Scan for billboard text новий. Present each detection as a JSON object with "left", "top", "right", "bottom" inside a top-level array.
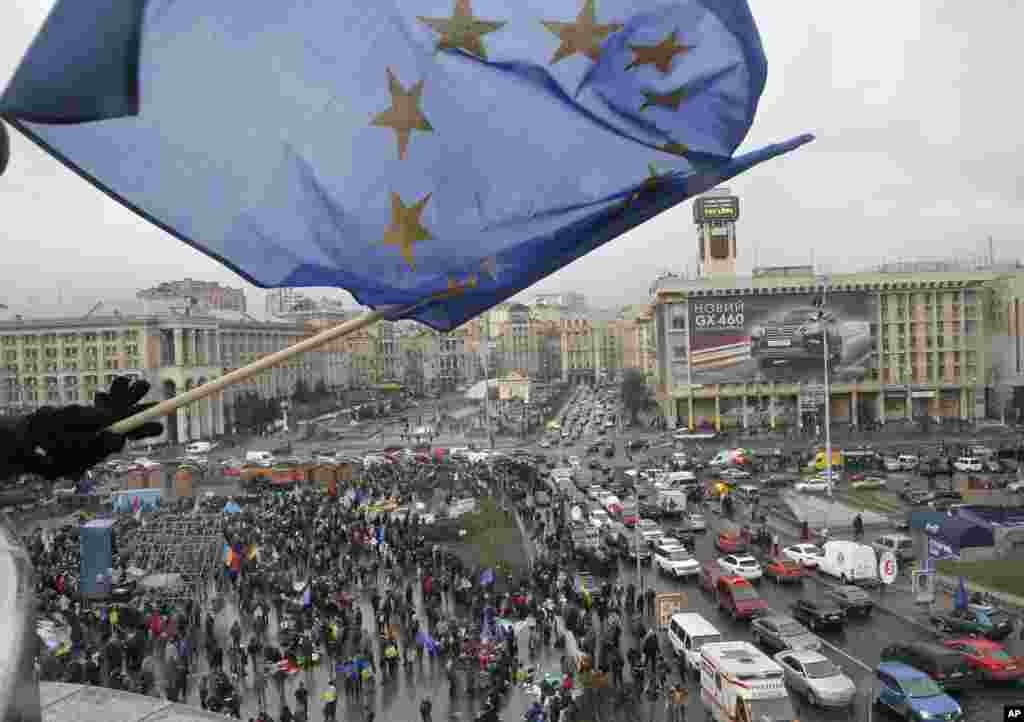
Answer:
[{"left": 688, "top": 293, "right": 878, "bottom": 384}]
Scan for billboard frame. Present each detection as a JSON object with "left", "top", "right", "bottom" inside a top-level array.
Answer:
[{"left": 693, "top": 195, "right": 740, "bottom": 224}]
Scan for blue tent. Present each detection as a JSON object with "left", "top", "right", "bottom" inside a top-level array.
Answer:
[{"left": 223, "top": 501, "right": 242, "bottom": 514}]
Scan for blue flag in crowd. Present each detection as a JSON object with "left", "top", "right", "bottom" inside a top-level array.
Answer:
[
  {"left": 302, "top": 585, "right": 313, "bottom": 609},
  {"left": 376, "top": 527, "right": 385, "bottom": 544},
  {"left": 480, "top": 568, "right": 496, "bottom": 587},
  {"left": 0, "top": 0, "right": 810, "bottom": 330}
]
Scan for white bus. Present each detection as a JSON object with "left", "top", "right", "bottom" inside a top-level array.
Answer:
[{"left": 701, "top": 641, "right": 796, "bottom": 722}]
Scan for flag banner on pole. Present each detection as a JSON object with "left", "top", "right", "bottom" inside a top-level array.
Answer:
[{"left": 1, "top": 0, "right": 810, "bottom": 330}]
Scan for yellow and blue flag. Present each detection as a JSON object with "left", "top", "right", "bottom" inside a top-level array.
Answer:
[{"left": 0, "top": 0, "right": 810, "bottom": 329}]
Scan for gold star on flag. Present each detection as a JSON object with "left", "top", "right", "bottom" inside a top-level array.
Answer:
[
  {"left": 418, "top": 0, "right": 506, "bottom": 60},
  {"left": 625, "top": 30, "right": 693, "bottom": 74},
  {"left": 640, "top": 87, "right": 687, "bottom": 112},
  {"left": 383, "top": 192, "right": 432, "bottom": 271},
  {"left": 371, "top": 68, "right": 433, "bottom": 160},
  {"left": 541, "top": 0, "right": 623, "bottom": 64}
]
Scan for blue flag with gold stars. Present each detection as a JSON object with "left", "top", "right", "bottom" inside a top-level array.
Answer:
[{"left": 1, "top": 0, "right": 811, "bottom": 330}]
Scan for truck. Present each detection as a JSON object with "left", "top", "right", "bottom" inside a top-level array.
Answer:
[
  {"left": 658, "top": 489, "right": 687, "bottom": 518},
  {"left": 700, "top": 641, "right": 797, "bottom": 722}
]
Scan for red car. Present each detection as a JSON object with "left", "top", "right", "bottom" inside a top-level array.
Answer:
[
  {"left": 715, "top": 532, "right": 747, "bottom": 554},
  {"left": 944, "top": 638, "right": 1024, "bottom": 681},
  {"left": 764, "top": 558, "right": 803, "bottom": 584}
]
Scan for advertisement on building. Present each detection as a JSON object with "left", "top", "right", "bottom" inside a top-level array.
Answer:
[{"left": 688, "top": 293, "right": 878, "bottom": 384}]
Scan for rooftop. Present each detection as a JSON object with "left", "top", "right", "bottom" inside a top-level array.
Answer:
[{"left": 38, "top": 683, "right": 226, "bottom": 722}]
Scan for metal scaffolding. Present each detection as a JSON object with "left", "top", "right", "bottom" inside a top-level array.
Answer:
[{"left": 122, "top": 514, "right": 224, "bottom": 604}]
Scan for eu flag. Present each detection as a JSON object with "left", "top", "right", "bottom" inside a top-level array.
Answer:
[{"left": 1, "top": 0, "right": 810, "bottom": 330}]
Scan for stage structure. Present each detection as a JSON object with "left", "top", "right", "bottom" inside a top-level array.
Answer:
[{"left": 122, "top": 514, "right": 225, "bottom": 604}]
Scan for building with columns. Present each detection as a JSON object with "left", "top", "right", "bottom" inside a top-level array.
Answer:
[{"left": 0, "top": 298, "right": 351, "bottom": 443}]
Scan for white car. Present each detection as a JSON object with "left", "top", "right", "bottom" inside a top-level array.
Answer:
[
  {"left": 783, "top": 544, "right": 824, "bottom": 568},
  {"left": 794, "top": 479, "right": 830, "bottom": 493},
  {"left": 1008, "top": 481, "right": 1024, "bottom": 493},
  {"left": 718, "top": 555, "right": 763, "bottom": 581},
  {"left": 720, "top": 468, "right": 752, "bottom": 479},
  {"left": 568, "top": 456, "right": 582, "bottom": 468},
  {"left": 883, "top": 457, "right": 902, "bottom": 472},
  {"left": 539, "top": 439, "right": 552, "bottom": 448},
  {"left": 954, "top": 456, "right": 982, "bottom": 473},
  {"left": 655, "top": 544, "right": 701, "bottom": 578}
]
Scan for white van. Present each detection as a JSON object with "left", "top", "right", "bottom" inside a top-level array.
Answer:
[
  {"left": 818, "top": 541, "right": 878, "bottom": 585},
  {"left": 655, "top": 471, "right": 697, "bottom": 487},
  {"left": 668, "top": 613, "right": 722, "bottom": 674},
  {"left": 245, "top": 451, "right": 274, "bottom": 465},
  {"left": 186, "top": 441, "right": 214, "bottom": 455}
]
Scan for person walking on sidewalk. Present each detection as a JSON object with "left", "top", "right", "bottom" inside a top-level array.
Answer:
[{"left": 419, "top": 697, "right": 433, "bottom": 722}]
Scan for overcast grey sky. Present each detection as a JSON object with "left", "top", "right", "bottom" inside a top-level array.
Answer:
[{"left": 1, "top": 1, "right": 1021, "bottom": 313}]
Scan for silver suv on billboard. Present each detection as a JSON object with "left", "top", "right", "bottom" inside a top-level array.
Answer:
[{"left": 750, "top": 307, "right": 842, "bottom": 370}]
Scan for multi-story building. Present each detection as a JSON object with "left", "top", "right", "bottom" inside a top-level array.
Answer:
[
  {"left": 533, "top": 292, "right": 586, "bottom": 312},
  {"left": 0, "top": 299, "right": 351, "bottom": 443},
  {"left": 650, "top": 189, "right": 1024, "bottom": 428},
  {"left": 137, "top": 279, "right": 246, "bottom": 312},
  {"left": 635, "top": 306, "right": 657, "bottom": 387}
]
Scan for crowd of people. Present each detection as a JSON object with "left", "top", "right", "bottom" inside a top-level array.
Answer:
[{"left": 16, "top": 444, "right": 695, "bottom": 722}]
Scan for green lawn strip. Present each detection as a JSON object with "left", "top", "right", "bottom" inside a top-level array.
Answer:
[
  {"left": 451, "top": 497, "right": 530, "bottom": 580},
  {"left": 841, "top": 490, "right": 902, "bottom": 514},
  {"left": 936, "top": 559, "right": 1024, "bottom": 599}
]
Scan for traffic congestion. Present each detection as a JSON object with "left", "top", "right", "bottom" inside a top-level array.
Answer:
[
  {"left": 11, "top": 381, "right": 1024, "bottom": 722},
  {"left": 528, "top": 384, "right": 1024, "bottom": 721}
]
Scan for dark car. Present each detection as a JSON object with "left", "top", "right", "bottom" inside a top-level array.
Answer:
[
  {"left": 751, "top": 615, "right": 820, "bottom": 654},
  {"left": 587, "top": 443, "right": 602, "bottom": 454},
  {"left": 603, "top": 446, "right": 615, "bottom": 458},
  {"left": 790, "top": 599, "right": 845, "bottom": 631},
  {"left": 880, "top": 641, "right": 977, "bottom": 692},
  {"left": 588, "top": 459, "right": 601, "bottom": 470},
  {"left": 904, "top": 489, "right": 935, "bottom": 505},
  {"left": 931, "top": 607, "right": 1014, "bottom": 640},
  {"left": 639, "top": 500, "right": 663, "bottom": 519},
  {"left": 628, "top": 439, "right": 650, "bottom": 451},
  {"left": 750, "top": 307, "right": 842, "bottom": 370},
  {"left": 826, "top": 585, "right": 874, "bottom": 617}
]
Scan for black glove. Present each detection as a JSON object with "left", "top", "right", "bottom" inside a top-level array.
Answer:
[{"left": 14, "top": 377, "right": 164, "bottom": 480}]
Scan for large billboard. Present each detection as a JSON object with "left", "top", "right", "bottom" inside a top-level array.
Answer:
[{"left": 688, "top": 293, "right": 878, "bottom": 384}]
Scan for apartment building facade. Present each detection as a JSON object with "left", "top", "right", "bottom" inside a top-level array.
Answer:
[{"left": 652, "top": 265, "right": 1024, "bottom": 430}]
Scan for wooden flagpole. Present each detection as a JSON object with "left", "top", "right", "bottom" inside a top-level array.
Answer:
[{"left": 108, "top": 300, "right": 418, "bottom": 435}]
